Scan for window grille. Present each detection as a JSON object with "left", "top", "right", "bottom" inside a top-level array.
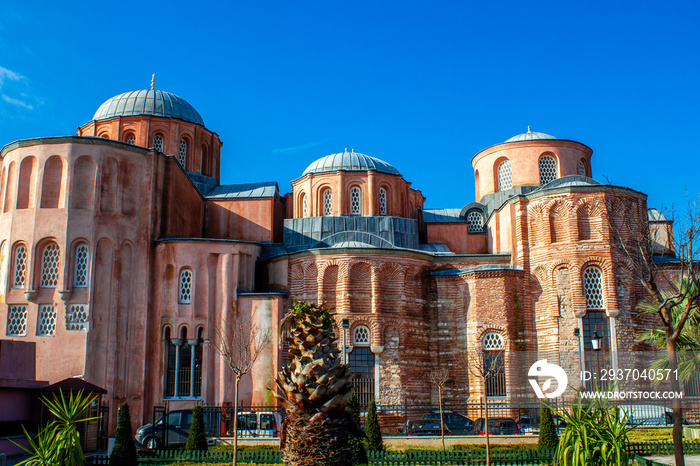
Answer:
[
  {"left": 578, "top": 160, "right": 586, "bottom": 177},
  {"left": 165, "top": 330, "right": 203, "bottom": 398},
  {"left": 153, "top": 135, "right": 164, "bottom": 152},
  {"left": 13, "top": 245, "right": 27, "bottom": 288},
  {"left": 37, "top": 305, "right": 56, "bottom": 336},
  {"left": 379, "top": 188, "right": 387, "bottom": 215},
  {"left": 497, "top": 160, "right": 512, "bottom": 191},
  {"left": 482, "top": 332, "right": 505, "bottom": 350},
  {"left": 539, "top": 156, "right": 557, "bottom": 185},
  {"left": 353, "top": 325, "right": 370, "bottom": 345},
  {"left": 126, "top": 135, "right": 135, "bottom": 145},
  {"left": 323, "top": 189, "right": 332, "bottom": 216},
  {"left": 302, "top": 194, "right": 308, "bottom": 217},
  {"left": 583, "top": 266, "right": 604, "bottom": 309},
  {"left": 179, "top": 269, "right": 193, "bottom": 304},
  {"left": 74, "top": 243, "right": 89, "bottom": 287},
  {"left": 350, "top": 187, "right": 361, "bottom": 215},
  {"left": 484, "top": 351, "right": 506, "bottom": 397},
  {"left": 6, "top": 305, "right": 27, "bottom": 336},
  {"left": 467, "top": 210, "right": 484, "bottom": 233},
  {"left": 66, "top": 304, "right": 89, "bottom": 331},
  {"left": 40, "top": 243, "right": 60, "bottom": 288},
  {"left": 179, "top": 139, "right": 187, "bottom": 166},
  {"left": 349, "top": 346, "right": 375, "bottom": 408}
]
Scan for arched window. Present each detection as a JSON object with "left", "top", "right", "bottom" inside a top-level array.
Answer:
[
  {"left": 40, "top": 156, "right": 64, "bottom": 209},
  {"left": 539, "top": 155, "right": 557, "bottom": 185},
  {"left": 379, "top": 188, "right": 387, "bottom": 215},
  {"left": 322, "top": 189, "right": 332, "bottom": 216},
  {"left": 165, "top": 327, "right": 203, "bottom": 398},
  {"left": 578, "top": 160, "right": 586, "bottom": 177},
  {"left": 153, "top": 135, "right": 164, "bottom": 153},
  {"left": 98, "top": 133, "right": 109, "bottom": 139},
  {"left": 179, "top": 269, "right": 193, "bottom": 304},
  {"left": 582, "top": 265, "right": 610, "bottom": 376},
  {"left": 74, "top": 243, "right": 89, "bottom": 288},
  {"left": 349, "top": 325, "right": 374, "bottom": 407},
  {"left": 467, "top": 210, "right": 484, "bottom": 233},
  {"left": 482, "top": 332, "right": 506, "bottom": 397},
  {"left": 125, "top": 134, "right": 136, "bottom": 145},
  {"left": 353, "top": 325, "right": 370, "bottom": 346},
  {"left": 179, "top": 139, "right": 187, "bottom": 167},
  {"left": 40, "top": 242, "right": 60, "bottom": 288},
  {"left": 582, "top": 266, "right": 604, "bottom": 310},
  {"left": 350, "top": 187, "right": 361, "bottom": 215},
  {"left": 201, "top": 145, "right": 207, "bottom": 174},
  {"left": 37, "top": 304, "right": 56, "bottom": 336},
  {"left": 13, "top": 244, "right": 27, "bottom": 288},
  {"left": 497, "top": 160, "right": 512, "bottom": 191},
  {"left": 301, "top": 193, "right": 308, "bottom": 218}
]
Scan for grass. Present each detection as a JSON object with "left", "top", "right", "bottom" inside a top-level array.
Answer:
[{"left": 627, "top": 428, "right": 673, "bottom": 443}]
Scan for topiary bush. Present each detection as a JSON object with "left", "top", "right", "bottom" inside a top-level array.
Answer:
[
  {"left": 110, "top": 402, "right": 138, "bottom": 466},
  {"left": 538, "top": 402, "right": 559, "bottom": 449},
  {"left": 185, "top": 405, "right": 208, "bottom": 451},
  {"left": 345, "top": 393, "right": 368, "bottom": 465},
  {"left": 364, "top": 398, "right": 383, "bottom": 452}
]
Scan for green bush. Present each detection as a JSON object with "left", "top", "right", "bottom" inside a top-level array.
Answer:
[
  {"left": 110, "top": 403, "right": 138, "bottom": 466},
  {"left": 364, "top": 398, "right": 383, "bottom": 452},
  {"left": 538, "top": 402, "right": 558, "bottom": 449},
  {"left": 345, "top": 393, "right": 368, "bottom": 465},
  {"left": 185, "top": 405, "right": 208, "bottom": 451}
]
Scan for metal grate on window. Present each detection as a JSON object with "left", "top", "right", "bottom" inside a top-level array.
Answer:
[
  {"left": 179, "top": 139, "right": 187, "bottom": 167},
  {"left": 66, "top": 304, "right": 89, "bottom": 331},
  {"left": 37, "top": 305, "right": 56, "bottom": 336},
  {"left": 153, "top": 135, "right": 164, "bottom": 153},
  {"left": 13, "top": 245, "right": 27, "bottom": 288},
  {"left": 350, "top": 187, "right": 361, "bottom": 215},
  {"left": 578, "top": 160, "right": 586, "bottom": 177},
  {"left": 6, "top": 305, "right": 27, "bottom": 336},
  {"left": 482, "top": 332, "right": 505, "bottom": 350},
  {"left": 583, "top": 266, "right": 604, "bottom": 309},
  {"left": 40, "top": 243, "right": 60, "bottom": 288},
  {"left": 323, "top": 189, "right": 332, "bottom": 216},
  {"left": 301, "top": 194, "right": 307, "bottom": 217},
  {"left": 539, "top": 156, "right": 557, "bottom": 185},
  {"left": 379, "top": 188, "right": 387, "bottom": 215},
  {"left": 74, "top": 244, "right": 89, "bottom": 287},
  {"left": 126, "top": 135, "right": 135, "bottom": 145},
  {"left": 497, "top": 160, "right": 512, "bottom": 191},
  {"left": 179, "top": 269, "right": 193, "bottom": 304},
  {"left": 353, "top": 326, "right": 370, "bottom": 345},
  {"left": 467, "top": 210, "right": 484, "bottom": 233}
]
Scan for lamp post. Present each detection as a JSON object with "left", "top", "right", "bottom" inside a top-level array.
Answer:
[
  {"left": 591, "top": 329, "right": 603, "bottom": 386},
  {"left": 342, "top": 318, "right": 350, "bottom": 365}
]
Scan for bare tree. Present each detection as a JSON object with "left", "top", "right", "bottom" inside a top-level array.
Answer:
[
  {"left": 607, "top": 198, "right": 700, "bottom": 466},
  {"left": 212, "top": 314, "right": 272, "bottom": 466},
  {"left": 468, "top": 348, "right": 504, "bottom": 466},
  {"left": 429, "top": 367, "right": 450, "bottom": 451}
]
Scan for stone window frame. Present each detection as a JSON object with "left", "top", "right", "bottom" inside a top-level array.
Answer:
[
  {"left": 74, "top": 242, "right": 90, "bottom": 288},
  {"left": 179, "top": 268, "right": 193, "bottom": 304},
  {"left": 6, "top": 304, "right": 28, "bottom": 336},
  {"left": 538, "top": 154, "right": 558, "bottom": 185},
  {"left": 497, "top": 159, "right": 512, "bottom": 191},
  {"left": 350, "top": 186, "right": 362, "bottom": 215},
  {"left": 379, "top": 188, "right": 387, "bottom": 215},
  {"left": 13, "top": 242, "right": 27, "bottom": 289}
]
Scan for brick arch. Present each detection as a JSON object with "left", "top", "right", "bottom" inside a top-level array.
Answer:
[
  {"left": 576, "top": 198, "right": 604, "bottom": 241},
  {"left": 288, "top": 262, "right": 304, "bottom": 299},
  {"left": 476, "top": 327, "right": 509, "bottom": 349},
  {"left": 493, "top": 156, "right": 512, "bottom": 192},
  {"left": 321, "top": 264, "right": 339, "bottom": 309},
  {"left": 548, "top": 199, "right": 572, "bottom": 243},
  {"left": 379, "top": 263, "right": 404, "bottom": 313},
  {"left": 304, "top": 262, "right": 318, "bottom": 303},
  {"left": 349, "top": 319, "right": 380, "bottom": 345},
  {"left": 349, "top": 261, "right": 372, "bottom": 312}
]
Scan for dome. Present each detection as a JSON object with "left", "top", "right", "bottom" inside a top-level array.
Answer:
[
  {"left": 505, "top": 127, "right": 556, "bottom": 143},
  {"left": 302, "top": 150, "right": 400, "bottom": 176},
  {"left": 92, "top": 90, "right": 204, "bottom": 126}
]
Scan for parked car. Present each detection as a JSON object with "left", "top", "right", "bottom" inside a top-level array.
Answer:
[
  {"left": 617, "top": 404, "right": 690, "bottom": 427},
  {"left": 470, "top": 418, "right": 521, "bottom": 435},
  {"left": 515, "top": 414, "right": 567, "bottom": 434},
  {"left": 400, "top": 420, "right": 452, "bottom": 436},
  {"left": 234, "top": 410, "right": 283, "bottom": 438},
  {"left": 422, "top": 410, "right": 474, "bottom": 435}
]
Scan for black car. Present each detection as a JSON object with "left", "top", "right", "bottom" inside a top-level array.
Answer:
[
  {"left": 470, "top": 417, "right": 521, "bottom": 435},
  {"left": 515, "top": 414, "right": 567, "bottom": 434},
  {"left": 421, "top": 410, "right": 474, "bottom": 435}
]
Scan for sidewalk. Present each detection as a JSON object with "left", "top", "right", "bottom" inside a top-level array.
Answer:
[{"left": 645, "top": 456, "right": 700, "bottom": 465}]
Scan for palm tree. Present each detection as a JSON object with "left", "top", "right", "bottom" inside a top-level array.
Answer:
[{"left": 273, "top": 301, "right": 357, "bottom": 466}]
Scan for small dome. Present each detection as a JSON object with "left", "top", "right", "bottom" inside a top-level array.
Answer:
[
  {"left": 302, "top": 150, "right": 400, "bottom": 176},
  {"left": 505, "top": 127, "right": 556, "bottom": 143},
  {"left": 93, "top": 90, "right": 204, "bottom": 126}
]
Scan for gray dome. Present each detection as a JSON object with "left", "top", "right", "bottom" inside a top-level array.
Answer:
[
  {"left": 93, "top": 90, "right": 204, "bottom": 126},
  {"left": 302, "top": 150, "right": 400, "bottom": 176},
  {"left": 506, "top": 127, "right": 556, "bottom": 143}
]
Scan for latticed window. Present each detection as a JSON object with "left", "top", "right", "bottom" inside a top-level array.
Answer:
[
  {"left": 350, "top": 187, "right": 361, "bottom": 215},
  {"left": 6, "top": 305, "right": 27, "bottom": 336},
  {"left": 353, "top": 325, "right": 370, "bottom": 345},
  {"left": 179, "top": 139, "right": 187, "bottom": 167},
  {"left": 153, "top": 135, "right": 164, "bottom": 152},
  {"left": 497, "top": 160, "right": 512, "bottom": 191},
  {"left": 66, "top": 304, "right": 89, "bottom": 331},
  {"left": 583, "top": 266, "right": 604, "bottom": 309},
  {"left": 467, "top": 210, "right": 484, "bottom": 233},
  {"left": 74, "top": 243, "right": 89, "bottom": 287},
  {"left": 37, "top": 305, "right": 56, "bottom": 336},
  {"left": 578, "top": 160, "right": 586, "bottom": 177},
  {"left": 323, "top": 189, "right": 332, "bottom": 216},
  {"left": 482, "top": 332, "right": 505, "bottom": 350},
  {"left": 379, "top": 188, "right": 387, "bottom": 215},
  {"left": 301, "top": 194, "right": 308, "bottom": 217},
  {"left": 13, "top": 245, "right": 27, "bottom": 288},
  {"left": 179, "top": 269, "right": 193, "bottom": 304},
  {"left": 539, "top": 156, "right": 557, "bottom": 185},
  {"left": 126, "top": 135, "right": 135, "bottom": 145},
  {"left": 165, "top": 327, "right": 203, "bottom": 398},
  {"left": 482, "top": 332, "right": 506, "bottom": 397},
  {"left": 349, "top": 346, "right": 375, "bottom": 408},
  {"left": 40, "top": 243, "right": 60, "bottom": 288}
]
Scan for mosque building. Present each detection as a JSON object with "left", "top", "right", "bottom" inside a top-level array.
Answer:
[{"left": 0, "top": 84, "right": 674, "bottom": 434}]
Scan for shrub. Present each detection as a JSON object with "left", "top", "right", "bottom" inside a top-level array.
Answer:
[
  {"left": 538, "top": 402, "right": 559, "bottom": 449},
  {"left": 185, "top": 405, "right": 208, "bottom": 451},
  {"left": 364, "top": 398, "right": 383, "bottom": 452},
  {"left": 345, "top": 393, "right": 368, "bottom": 465},
  {"left": 110, "top": 402, "right": 138, "bottom": 466}
]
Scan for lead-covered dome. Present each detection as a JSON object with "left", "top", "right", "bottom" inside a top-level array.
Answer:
[
  {"left": 302, "top": 149, "right": 400, "bottom": 176},
  {"left": 92, "top": 90, "right": 204, "bottom": 126},
  {"left": 505, "top": 127, "right": 556, "bottom": 143}
]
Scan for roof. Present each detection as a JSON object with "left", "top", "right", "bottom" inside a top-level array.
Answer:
[
  {"left": 41, "top": 377, "right": 107, "bottom": 394},
  {"left": 93, "top": 90, "right": 205, "bottom": 126},
  {"left": 206, "top": 181, "right": 278, "bottom": 199},
  {"left": 648, "top": 208, "right": 668, "bottom": 221},
  {"left": 301, "top": 150, "right": 400, "bottom": 176},
  {"left": 505, "top": 127, "right": 556, "bottom": 142},
  {"left": 422, "top": 209, "right": 465, "bottom": 223}
]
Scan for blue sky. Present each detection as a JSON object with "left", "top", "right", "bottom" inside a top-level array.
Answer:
[{"left": 1, "top": 0, "right": 698, "bottom": 213}]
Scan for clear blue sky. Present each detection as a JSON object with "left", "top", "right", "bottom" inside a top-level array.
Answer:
[{"left": 1, "top": 0, "right": 698, "bottom": 213}]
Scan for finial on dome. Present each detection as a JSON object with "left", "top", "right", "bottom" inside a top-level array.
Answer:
[
  {"left": 527, "top": 125, "right": 531, "bottom": 132},
  {"left": 151, "top": 74, "right": 155, "bottom": 90},
  {"left": 344, "top": 148, "right": 348, "bottom": 152},
  {"left": 351, "top": 148, "right": 355, "bottom": 153}
]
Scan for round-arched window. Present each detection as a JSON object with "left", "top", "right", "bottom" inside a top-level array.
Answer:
[
  {"left": 482, "top": 332, "right": 505, "bottom": 350},
  {"left": 179, "top": 139, "right": 188, "bottom": 167},
  {"left": 497, "top": 160, "right": 512, "bottom": 191},
  {"left": 126, "top": 134, "right": 136, "bottom": 145},
  {"left": 353, "top": 325, "right": 370, "bottom": 346},
  {"left": 179, "top": 268, "right": 193, "bottom": 304},
  {"left": 582, "top": 266, "right": 604, "bottom": 309},
  {"left": 322, "top": 189, "right": 332, "bottom": 216},
  {"left": 467, "top": 210, "right": 484, "bottom": 233},
  {"left": 350, "top": 187, "right": 361, "bottom": 215},
  {"left": 578, "top": 160, "right": 586, "bottom": 177},
  {"left": 539, "top": 155, "right": 557, "bottom": 185},
  {"left": 153, "top": 135, "right": 164, "bottom": 153},
  {"left": 379, "top": 188, "right": 387, "bottom": 215},
  {"left": 301, "top": 193, "right": 308, "bottom": 217}
]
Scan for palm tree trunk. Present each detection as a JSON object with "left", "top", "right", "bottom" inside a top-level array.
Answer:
[{"left": 668, "top": 334, "right": 685, "bottom": 466}]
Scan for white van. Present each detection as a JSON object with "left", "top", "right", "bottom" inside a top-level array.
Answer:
[
  {"left": 235, "top": 411, "right": 283, "bottom": 438},
  {"left": 617, "top": 404, "right": 687, "bottom": 427}
]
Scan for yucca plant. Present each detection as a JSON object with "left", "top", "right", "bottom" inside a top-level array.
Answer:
[{"left": 273, "top": 301, "right": 357, "bottom": 466}]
